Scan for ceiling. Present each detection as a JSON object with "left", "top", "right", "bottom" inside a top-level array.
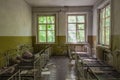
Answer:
[{"left": 25, "top": 0, "right": 98, "bottom": 7}]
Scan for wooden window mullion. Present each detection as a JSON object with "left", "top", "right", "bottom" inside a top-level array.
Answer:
[
  {"left": 67, "top": 14, "right": 86, "bottom": 43},
  {"left": 46, "top": 17, "right": 47, "bottom": 42},
  {"left": 76, "top": 24, "right": 78, "bottom": 42}
]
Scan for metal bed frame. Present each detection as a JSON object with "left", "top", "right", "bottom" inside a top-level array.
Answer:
[
  {"left": 113, "top": 50, "right": 120, "bottom": 72},
  {"left": 87, "top": 66, "right": 120, "bottom": 80},
  {"left": 7, "top": 70, "right": 21, "bottom": 80},
  {"left": 20, "top": 46, "right": 51, "bottom": 80},
  {"left": 0, "top": 64, "right": 19, "bottom": 80},
  {"left": 77, "top": 57, "right": 99, "bottom": 80},
  {"left": 20, "top": 57, "right": 40, "bottom": 80},
  {"left": 76, "top": 50, "right": 115, "bottom": 80},
  {"left": 0, "top": 44, "right": 51, "bottom": 80},
  {"left": 86, "top": 49, "right": 120, "bottom": 80},
  {"left": 75, "top": 52, "right": 97, "bottom": 79}
]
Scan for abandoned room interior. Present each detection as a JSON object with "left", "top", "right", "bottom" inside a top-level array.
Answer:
[{"left": 0, "top": 0, "right": 120, "bottom": 80}]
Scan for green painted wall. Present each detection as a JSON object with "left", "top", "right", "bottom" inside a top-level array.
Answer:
[
  {"left": 33, "top": 36, "right": 67, "bottom": 56},
  {"left": 33, "top": 35, "right": 93, "bottom": 56},
  {"left": 0, "top": 36, "right": 32, "bottom": 52},
  {"left": 52, "top": 36, "right": 67, "bottom": 56},
  {"left": 0, "top": 36, "right": 32, "bottom": 68},
  {"left": 111, "top": 35, "right": 120, "bottom": 51}
]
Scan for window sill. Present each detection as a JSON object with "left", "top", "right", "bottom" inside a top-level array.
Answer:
[
  {"left": 97, "top": 44, "right": 110, "bottom": 49},
  {"left": 65, "top": 42, "right": 88, "bottom": 45},
  {"left": 35, "top": 42, "right": 56, "bottom": 45}
]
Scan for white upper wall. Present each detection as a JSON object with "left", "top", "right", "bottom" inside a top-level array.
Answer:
[
  {"left": 0, "top": 0, "right": 32, "bottom": 36},
  {"left": 93, "top": 0, "right": 104, "bottom": 36}
]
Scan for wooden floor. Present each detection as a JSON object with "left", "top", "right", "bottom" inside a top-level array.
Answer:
[{"left": 41, "top": 56, "right": 77, "bottom": 80}]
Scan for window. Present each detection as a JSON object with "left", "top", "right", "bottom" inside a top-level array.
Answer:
[
  {"left": 37, "top": 15, "right": 55, "bottom": 43},
  {"left": 67, "top": 14, "right": 86, "bottom": 43},
  {"left": 99, "top": 4, "right": 111, "bottom": 45}
]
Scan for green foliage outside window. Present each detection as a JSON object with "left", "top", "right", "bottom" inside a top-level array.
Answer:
[
  {"left": 78, "top": 24, "right": 84, "bottom": 29},
  {"left": 39, "top": 31, "right": 46, "bottom": 42},
  {"left": 38, "top": 16, "right": 55, "bottom": 43}
]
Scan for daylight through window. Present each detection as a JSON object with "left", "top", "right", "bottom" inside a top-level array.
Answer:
[
  {"left": 67, "top": 14, "right": 86, "bottom": 43},
  {"left": 37, "top": 15, "right": 55, "bottom": 43},
  {"left": 99, "top": 4, "right": 111, "bottom": 45}
]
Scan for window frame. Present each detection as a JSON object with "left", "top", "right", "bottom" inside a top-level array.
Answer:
[
  {"left": 36, "top": 14, "right": 56, "bottom": 44},
  {"left": 98, "top": 4, "right": 111, "bottom": 46},
  {"left": 66, "top": 14, "right": 87, "bottom": 44}
]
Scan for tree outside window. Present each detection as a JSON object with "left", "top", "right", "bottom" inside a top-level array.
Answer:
[{"left": 37, "top": 15, "right": 55, "bottom": 43}]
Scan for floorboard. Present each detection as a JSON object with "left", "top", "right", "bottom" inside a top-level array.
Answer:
[{"left": 41, "top": 56, "right": 77, "bottom": 80}]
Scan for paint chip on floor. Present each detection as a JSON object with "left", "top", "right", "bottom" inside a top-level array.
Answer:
[{"left": 41, "top": 71, "right": 51, "bottom": 75}]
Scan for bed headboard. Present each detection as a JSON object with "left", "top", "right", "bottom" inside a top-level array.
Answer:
[
  {"left": 103, "top": 49, "right": 113, "bottom": 66},
  {"left": 113, "top": 50, "right": 120, "bottom": 72}
]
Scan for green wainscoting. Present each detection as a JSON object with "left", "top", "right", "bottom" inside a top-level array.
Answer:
[
  {"left": 33, "top": 36, "right": 67, "bottom": 56},
  {"left": 0, "top": 36, "right": 32, "bottom": 68},
  {"left": 111, "top": 35, "right": 120, "bottom": 51},
  {"left": 0, "top": 36, "right": 33, "bottom": 52},
  {"left": 32, "top": 36, "right": 95, "bottom": 56},
  {"left": 33, "top": 36, "right": 96, "bottom": 55},
  {"left": 88, "top": 36, "right": 96, "bottom": 48},
  {"left": 52, "top": 36, "right": 67, "bottom": 56}
]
